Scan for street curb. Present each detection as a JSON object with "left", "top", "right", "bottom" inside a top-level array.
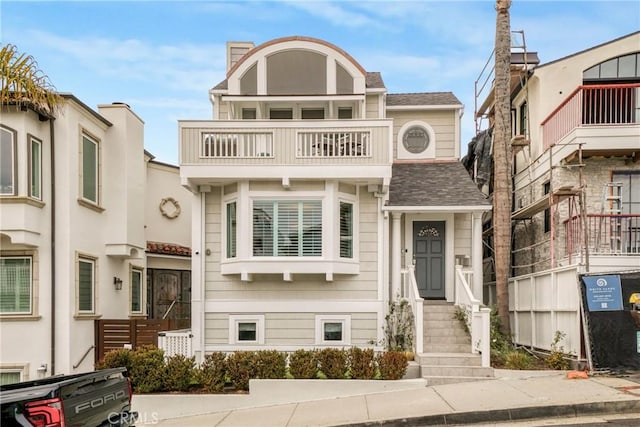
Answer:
[{"left": 341, "top": 399, "right": 640, "bottom": 426}]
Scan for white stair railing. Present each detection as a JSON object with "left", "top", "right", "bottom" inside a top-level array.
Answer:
[
  {"left": 401, "top": 265, "right": 423, "bottom": 355},
  {"left": 158, "top": 329, "right": 193, "bottom": 359},
  {"left": 454, "top": 265, "right": 490, "bottom": 367}
]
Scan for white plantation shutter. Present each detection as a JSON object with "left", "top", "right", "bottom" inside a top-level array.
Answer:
[
  {"left": 339, "top": 202, "right": 353, "bottom": 258},
  {"left": 0, "top": 257, "right": 31, "bottom": 313},
  {"left": 302, "top": 201, "right": 322, "bottom": 256},
  {"left": 253, "top": 200, "right": 322, "bottom": 257},
  {"left": 253, "top": 201, "right": 274, "bottom": 256}
]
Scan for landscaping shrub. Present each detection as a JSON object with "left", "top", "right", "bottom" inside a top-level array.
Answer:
[
  {"left": 545, "top": 331, "right": 571, "bottom": 370},
  {"left": 95, "top": 348, "right": 134, "bottom": 374},
  {"left": 348, "top": 347, "right": 376, "bottom": 379},
  {"left": 376, "top": 351, "right": 407, "bottom": 380},
  {"left": 255, "top": 350, "right": 287, "bottom": 379},
  {"left": 288, "top": 349, "right": 318, "bottom": 379},
  {"left": 226, "top": 351, "right": 258, "bottom": 391},
  {"left": 504, "top": 350, "right": 534, "bottom": 370},
  {"left": 130, "top": 345, "right": 166, "bottom": 393},
  {"left": 164, "top": 354, "right": 197, "bottom": 392},
  {"left": 317, "top": 348, "right": 347, "bottom": 379},
  {"left": 198, "top": 352, "right": 228, "bottom": 393}
]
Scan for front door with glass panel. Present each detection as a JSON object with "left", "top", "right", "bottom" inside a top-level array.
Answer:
[{"left": 413, "top": 221, "right": 445, "bottom": 299}]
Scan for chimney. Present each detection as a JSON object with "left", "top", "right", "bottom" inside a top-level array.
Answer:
[{"left": 227, "top": 41, "right": 255, "bottom": 71}]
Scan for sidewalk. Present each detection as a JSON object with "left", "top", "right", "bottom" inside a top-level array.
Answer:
[{"left": 133, "top": 371, "right": 640, "bottom": 426}]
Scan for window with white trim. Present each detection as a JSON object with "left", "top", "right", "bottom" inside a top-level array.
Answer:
[
  {"left": 252, "top": 200, "right": 322, "bottom": 257},
  {"left": 131, "top": 268, "right": 143, "bottom": 314},
  {"left": 78, "top": 257, "right": 95, "bottom": 314},
  {"left": 81, "top": 133, "right": 99, "bottom": 204},
  {"left": 226, "top": 201, "right": 237, "bottom": 258},
  {"left": 0, "top": 125, "right": 16, "bottom": 196},
  {"left": 0, "top": 257, "right": 32, "bottom": 314},
  {"left": 315, "top": 315, "right": 351, "bottom": 345},
  {"left": 29, "top": 135, "right": 42, "bottom": 200},
  {"left": 229, "top": 315, "right": 265, "bottom": 344},
  {"left": 339, "top": 201, "right": 353, "bottom": 258},
  {"left": 0, "top": 370, "right": 22, "bottom": 385}
]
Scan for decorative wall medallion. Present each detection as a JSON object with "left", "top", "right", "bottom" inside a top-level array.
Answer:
[
  {"left": 418, "top": 226, "right": 439, "bottom": 237},
  {"left": 402, "top": 125, "right": 430, "bottom": 154},
  {"left": 159, "top": 197, "right": 181, "bottom": 219}
]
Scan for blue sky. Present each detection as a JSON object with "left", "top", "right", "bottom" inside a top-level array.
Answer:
[{"left": 2, "top": 1, "right": 639, "bottom": 164}]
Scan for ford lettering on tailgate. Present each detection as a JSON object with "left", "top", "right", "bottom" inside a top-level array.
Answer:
[{"left": 75, "top": 390, "right": 126, "bottom": 414}]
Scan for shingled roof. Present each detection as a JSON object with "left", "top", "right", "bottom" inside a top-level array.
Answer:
[
  {"left": 387, "top": 92, "right": 461, "bottom": 106},
  {"left": 365, "top": 72, "right": 385, "bottom": 89},
  {"left": 387, "top": 161, "right": 490, "bottom": 207}
]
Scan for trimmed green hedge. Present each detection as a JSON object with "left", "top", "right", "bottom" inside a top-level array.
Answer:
[{"left": 97, "top": 346, "right": 408, "bottom": 393}]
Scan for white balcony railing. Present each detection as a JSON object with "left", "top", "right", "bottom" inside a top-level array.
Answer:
[
  {"left": 180, "top": 120, "right": 391, "bottom": 166},
  {"left": 401, "top": 265, "right": 423, "bottom": 355},
  {"left": 454, "top": 265, "right": 490, "bottom": 367},
  {"left": 297, "top": 131, "right": 371, "bottom": 158},
  {"left": 202, "top": 132, "right": 274, "bottom": 158}
]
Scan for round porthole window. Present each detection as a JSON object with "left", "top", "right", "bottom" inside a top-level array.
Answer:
[{"left": 402, "top": 125, "right": 430, "bottom": 154}]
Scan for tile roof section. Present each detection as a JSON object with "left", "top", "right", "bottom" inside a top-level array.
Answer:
[
  {"left": 387, "top": 92, "right": 461, "bottom": 106},
  {"left": 147, "top": 241, "right": 192, "bottom": 257},
  {"left": 387, "top": 161, "right": 490, "bottom": 207}
]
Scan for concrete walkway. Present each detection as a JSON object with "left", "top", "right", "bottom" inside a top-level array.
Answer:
[{"left": 133, "top": 371, "right": 640, "bottom": 426}]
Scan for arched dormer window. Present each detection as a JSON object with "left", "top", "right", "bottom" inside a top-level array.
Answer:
[
  {"left": 583, "top": 52, "right": 640, "bottom": 82},
  {"left": 226, "top": 36, "right": 366, "bottom": 96}
]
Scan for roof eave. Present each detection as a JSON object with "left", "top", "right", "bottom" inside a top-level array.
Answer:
[{"left": 382, "top": 205, "right": 492, "bottom": 212}]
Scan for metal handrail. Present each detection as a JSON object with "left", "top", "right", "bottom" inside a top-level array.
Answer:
[{"left": 73, "top": 345, "right": 95, "bottom": 369}]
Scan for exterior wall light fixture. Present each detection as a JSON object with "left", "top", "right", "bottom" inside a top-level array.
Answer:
[{"left": 113, "top": 277, "right": 123, "bottom": 290}]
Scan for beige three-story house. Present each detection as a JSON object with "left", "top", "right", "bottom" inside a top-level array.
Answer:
[{"left": 180, "top": 36, "right": 492, "bottom": 379}]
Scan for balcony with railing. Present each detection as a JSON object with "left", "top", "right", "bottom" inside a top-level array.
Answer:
[
  {"left": 542, "top": 83, "right": 640, "bottom": 153},
  {"left": 564, "top": 214, "right": 640, "bottom": 258},
  {"left": 180, "top": 120, "right": 392, "bottom": 181}
]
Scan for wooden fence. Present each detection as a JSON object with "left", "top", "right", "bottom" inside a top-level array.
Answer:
[{"left": 94, "top": 318, "right": 188, "bottom": 363}]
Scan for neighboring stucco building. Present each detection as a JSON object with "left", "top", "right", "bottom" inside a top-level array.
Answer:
[
  {"left": 469, "top": 31, "right": 639, "bottom": 360},
  {"left": 0, "top": 96, "right": 190, "bottom": 383},
  {"left": 180, "top": 36, "right": 491, "bottom": 380}
]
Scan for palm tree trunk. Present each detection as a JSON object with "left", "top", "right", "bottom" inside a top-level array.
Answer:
[{"left": 493, "top": 0, "right": 513, "bottom": 336}]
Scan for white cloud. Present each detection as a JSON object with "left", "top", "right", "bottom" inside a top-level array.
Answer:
[{"left": 22, "top": 30, "right": 226, "bottom": 93}]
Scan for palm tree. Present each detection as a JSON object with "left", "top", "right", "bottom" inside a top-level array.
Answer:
[
  {"left": 493, "top": 0, "right": 513, "bottom": 336},
  {"left": 1, "top": 43, "right": 61, "bottom": 116}
]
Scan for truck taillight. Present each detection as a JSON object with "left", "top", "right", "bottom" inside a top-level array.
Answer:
[{"left": 24, "top": 397, "right": 65, "bottom": 427}]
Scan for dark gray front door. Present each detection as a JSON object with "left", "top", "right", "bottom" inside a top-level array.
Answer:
[{"left": 413, "top": 221, "right": 445, "bottom": 299}]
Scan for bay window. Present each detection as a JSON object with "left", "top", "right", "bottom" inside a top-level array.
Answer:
[
  {"left": 0, "top": 126, "right": 16, "bottom": 196},
  {"left": 226, "top": 201, "right": 237, "bottom": 258},
  {"left": 252, "top": 200, "right": 322, "bottom": 257},
  {"left": 340, "top": 201, "right": 353, "bottom": 258}
]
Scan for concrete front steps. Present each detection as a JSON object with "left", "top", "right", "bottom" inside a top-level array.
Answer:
[{"left": 419, "top": 301, "right": 494, "bottom": 385}]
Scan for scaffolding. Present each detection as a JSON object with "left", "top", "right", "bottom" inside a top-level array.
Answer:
[{"left": 472, "top": 29, "right": 588, "bottom": 277}]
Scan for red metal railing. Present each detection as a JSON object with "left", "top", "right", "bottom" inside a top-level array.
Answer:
[
  {"left": 542, "top": 83, "right": 640, "bottom": 150},
  {"left": 564, "top": 214, "right": 640, "bottom": 257}
]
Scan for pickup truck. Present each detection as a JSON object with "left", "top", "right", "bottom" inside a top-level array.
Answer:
[{"left": 0, "top": 367, "right": 137, "bottom": 427}]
